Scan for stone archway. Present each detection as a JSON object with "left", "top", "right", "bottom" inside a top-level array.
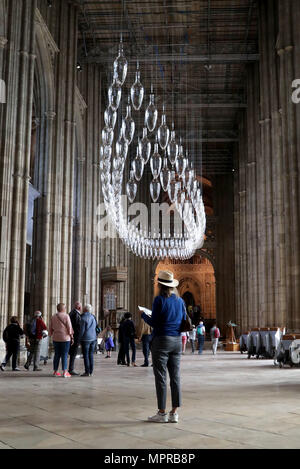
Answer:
[{"left": 155, "top": 254, "right": 216, "bottom": 320}]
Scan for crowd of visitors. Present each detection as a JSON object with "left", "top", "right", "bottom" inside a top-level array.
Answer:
[{"left": 0, "top": 270, "right": 221, "bottom": 421}]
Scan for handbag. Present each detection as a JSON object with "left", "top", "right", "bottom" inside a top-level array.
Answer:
[
  {"left": 180, "top": 310, "right": 193, "bottom": 333},
  {"left": 56, "top": 314, "right": 74, "bottom": 345}
]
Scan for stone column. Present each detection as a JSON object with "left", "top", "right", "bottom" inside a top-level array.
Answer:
[
  {"left": 7, "top": 0, "right": 37, "bottom": 323},
  {"left": 277, "top": 0, "right": 300, "bottom": 330}
]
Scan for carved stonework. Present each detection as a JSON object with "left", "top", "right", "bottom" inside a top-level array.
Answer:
[
  {"left": 35, "top": 8, "right": 59, "bottom": 70},
  {"left": 0, "top": 37, "right": 7, "bottom": 49},
  {"left": 75, "top": 86, "right": 87, "bottom": 117}
]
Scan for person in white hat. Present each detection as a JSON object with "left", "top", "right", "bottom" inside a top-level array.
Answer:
[{"left": 140, "top": 270, "right": 187, "bottom": 423}]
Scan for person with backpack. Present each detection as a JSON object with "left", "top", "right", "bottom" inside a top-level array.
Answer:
[
  {"left": 0, "top": 317, "right": 24, "bottom": 371},
  {"left": 197, "top": 321, "right": 206, "bottom": 355},
  {"left": 79, "top": 304, "right": 97, "bottom": 376},
  {"left": 24, "top": 311, "right": 48, "bottom": 371},
  {"left": 210, "top": 323, "right": 221, "bottom": 355}
]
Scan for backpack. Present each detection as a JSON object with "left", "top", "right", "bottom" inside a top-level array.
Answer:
[
  {"left": 214, "top": 328, "right": 220, "bottom": 339},
  {"left": 197, "top": 325, "right": 204, "bottom": 336}
]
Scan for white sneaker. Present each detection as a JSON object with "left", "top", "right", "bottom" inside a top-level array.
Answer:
[
  {"left": 168, "top": 412, "right": 179, "bottom": 423},
  {"left": 147, "top": 412, "right": 168, "bottom": 423}
]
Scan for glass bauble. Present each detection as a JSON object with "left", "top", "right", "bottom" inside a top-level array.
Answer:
[
  {"left": 126, "top": 171, "right": 137, "bottom": 203},
  {"left": 145, "top": 93, "right": 158, "bottom": 132},
  {"left": 104, "top": 106, "right": 117, "bottom": 129},
  {"left": 150, "top": 178, "right": 161, "bottom": 203},
  {"left": 150, "top": 142, "right": 162, "bottom": 178},
  {"left": 131, "top": 69, "right": 144, "bottom": 111},
  {"left": 160, "top": 157, "right": 171, "bottom": 191},
  {"left": 108, "top": 75, "right": 122, "bottom": 111},
  {"left": 122, "top": 105, "right": 135, "bottom": 144},
  {"left": 167, "top": 130, "right": 178, "bottom": 164},
  {"left": 133, "top": 151, "right": 145, "bottom": 181},
  {"left": 175, "top": 146, "right": 186, "bottom": 176},
  {"left": 113, "top": 42, "right": 128, "bottom": 85},
  {"left": 157, "top": 114, "right": 170, "bottom": 150},
  {"left": 101, "top": 126, "right": 114, "bottom": 146},
  {"left": 116, "top": 133, "right": 128, "bottom": 160},
  {"left": 138, "top": 127, "right": 151, "bottom": 163}
]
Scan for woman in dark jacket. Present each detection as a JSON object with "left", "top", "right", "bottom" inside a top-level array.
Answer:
[
  {"left": 123, "top": 312, "right": 137, "bottom": 367},
  {"left": 141, "top": 270, "right": 186, "bottom": 424},
  {"left": 1, "top": 316, "right": 24, "bottom": 371},
  {"left": 117, "top": 316, "right": 126, "bottom": 365}
]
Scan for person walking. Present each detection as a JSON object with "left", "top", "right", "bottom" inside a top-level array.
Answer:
[
  {"left": 138, "top": 319, "right": 152, "bottom": 367},
  {"left": 68, "top": 301, "right": 82, "bottom": 375},
  {"left": 123, "top": 312, "right": 137, "bottom": 367},
  {"left": 210, "top": 323, "right": 220, "bottom": 355},
  {"left": 104, "top": 325, "right": 114, "bottom": 358},
  {"left": 49, "top": 303, "right": 74, "bottom": 378},
  {"left": 181, "top": 331, "right": 188, "bottom": 354},
  {"left": 117, "top": 316, "right": 126, "bottom": 365},
  {"left": 141, "top": 270, "right": 186, "bottom": 424},
  {"left": 197, "top": 321, "right": 206, "bottom": 355},
  {"left": 0, "top": 317, "right": 24, "bottom": 371},
  {"left": 79, "top": 304, "right": 97, "bottom": 376},
  {"left": 24, "top": 311, "right": 48, "bottom": 371}
]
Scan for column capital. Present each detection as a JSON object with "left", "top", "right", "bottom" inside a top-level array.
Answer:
[
  {"left": 65, "top": 120, "right": 77, "bottom": 127},
  {"left": 45, "top": 111, "right": 56, "bottom": 120},
  {"left": 0, "top": 37, "right": 8, "bottom": 49}
]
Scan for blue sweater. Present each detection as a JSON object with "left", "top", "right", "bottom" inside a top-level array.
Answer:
[
  {"left": 79, "top": 312, "right": 97, "bottom": 341},
  {"left": 142, "top": 294, "right": 186, "bottom": 337}
]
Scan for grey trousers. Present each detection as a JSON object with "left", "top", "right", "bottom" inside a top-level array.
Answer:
[
  {"left": 151, "top": 335, "right": 182, "bottom": 410},
  {"left": 25, "top": 339, "right": 42, "bottom": 369}
]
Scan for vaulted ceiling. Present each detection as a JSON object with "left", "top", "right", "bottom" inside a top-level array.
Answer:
[{"left": 77, "top": 0, "right": 259, "bottom": 176}]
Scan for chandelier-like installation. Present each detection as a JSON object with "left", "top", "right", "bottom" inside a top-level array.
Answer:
[{"left": 100, "top": 36, "right": 206, "bottom": 260}]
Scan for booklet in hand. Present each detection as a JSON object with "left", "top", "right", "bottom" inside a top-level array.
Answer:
[{"left": 138, "top": 305, "right": 152, "bottom": 317}]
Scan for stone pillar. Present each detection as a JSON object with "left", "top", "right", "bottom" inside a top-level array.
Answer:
[{"left": 277, "top": 0, "right": 300, "bottom": 330}]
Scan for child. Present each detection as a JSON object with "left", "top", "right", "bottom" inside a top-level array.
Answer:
[
  {"left": 1, "top": 317, "right": 24, "bottom": 371},
  {"left": 104, "top": 326, "right": 114, "bottom": 358}
]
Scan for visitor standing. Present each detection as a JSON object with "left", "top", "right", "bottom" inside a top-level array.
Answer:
[
  {"left": 210, "top": 323, "right": 220, "bottom": 355},
  {"left": 79, "top": 304, "right": 97, "bottom": 376},
  {"left": 117, "top": 316, "right": 126, "bottom": 365},
  {"left": 1, "top": 317, "right": 24, "bottom": 371},
  {"left": 189, "top": 325, "right": 197, "bottom": 354},
  {"left": 141, "top": 270, "right": 186, "bottom": 423},
  {"left": 138, "top": 319, "right": 152, "bottom": 367},
  {"left": 24, "top": 311, "right": 48, "bottom": 371},
  {"left": 104, "top": 325, "right": 114, "bottom": 358},
  {"left": 68, "top": 301, "right": 82, "bottom": 375},
  {"left": 197, "top": 321, "right": 206, "bottom": 355},
  {"left": 123, "top": 312, "right": 137, "bottom": 367},
  {"left": 49, "top": 303, "right": 74, "bottom": 378}
]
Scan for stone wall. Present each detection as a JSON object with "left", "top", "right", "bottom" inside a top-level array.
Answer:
[{"left": 235, "top": 0, "right": 300, "bottom": 332}]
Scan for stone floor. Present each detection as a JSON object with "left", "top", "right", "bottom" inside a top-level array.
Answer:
[{"left": 1, "top": 347, "right": 300, "bottom": 449}]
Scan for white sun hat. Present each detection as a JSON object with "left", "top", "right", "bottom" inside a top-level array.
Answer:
[{"left": 157, "top": 270, "right": 179, "bottom": 288}]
